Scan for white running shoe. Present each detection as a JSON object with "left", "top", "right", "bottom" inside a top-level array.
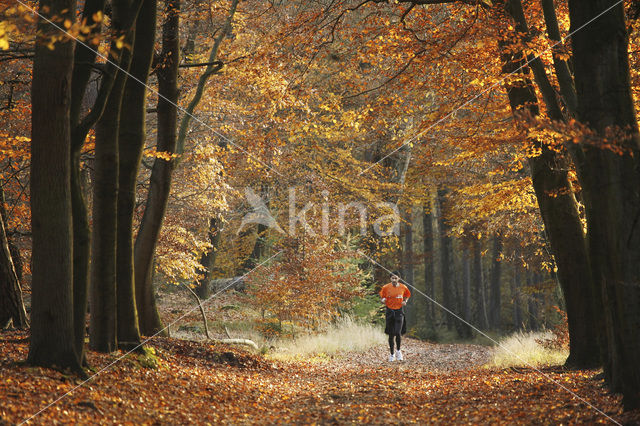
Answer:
[
  {"left": 388, "top": 353, "right": 396, "bottom": 362},
  {"left": 395, "top": 350, "right": 404, "bottom": 361}
]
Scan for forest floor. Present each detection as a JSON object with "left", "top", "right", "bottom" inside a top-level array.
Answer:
[{"left": 1, "top": 328, "right": 639, "bottom": 425}]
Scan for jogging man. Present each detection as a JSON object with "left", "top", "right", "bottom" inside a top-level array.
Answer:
[{"left": 380, "top": 271, "right": 411, "bottom": 362}]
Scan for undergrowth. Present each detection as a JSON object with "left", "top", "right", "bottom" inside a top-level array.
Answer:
[
  {"left": 489, "top": 330, "right": 569, "bottom": 368},
  {"left": 269, "top": 317, "right": 385, "bottom": 360}
]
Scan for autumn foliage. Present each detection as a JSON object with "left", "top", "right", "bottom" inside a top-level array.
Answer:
[{"left": 247, "top": 236, "right": 366, "bottom": 332}]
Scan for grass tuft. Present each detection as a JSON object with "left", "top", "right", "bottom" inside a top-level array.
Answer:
[
  {"left": 489, "top": 330, "right": 568, "bottom": 368},
  {"left": 270, "top": 317, "right": 385, "bottom": 360}
]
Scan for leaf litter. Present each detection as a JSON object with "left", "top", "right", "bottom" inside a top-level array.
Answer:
[{"left": 1, "top": 329, "right": 639, "bottom": 424}]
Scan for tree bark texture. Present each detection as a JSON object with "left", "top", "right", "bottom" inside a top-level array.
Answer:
[
  {"left": 437, "top": 190, "right": 454, "bottom": 330},
  {"left": 0, "top": 192, "right": 27, "bottom": 328},
  {"left": 488, "top": 236, "right": 502, "bottom": 329},
  {"left": 422, "top": 202, "right": 435, "bottom": 324},
  {"left": 115, "top": 0, "right": 157, "bottom": 350},
  {"left": 134, "top": 0, "right": 180, "bottom": 336},
  {"left": 501, "top": 0, "right": 600, "bottom": 367},
  {"left": 89, "top": 0, "right": 137, "bottom": 351},
  {"left": 27, "top": 0, "right": 82, "bottom": 371},
  {"left": 569, "top": 0, "right": 640, "bottom": 407}
]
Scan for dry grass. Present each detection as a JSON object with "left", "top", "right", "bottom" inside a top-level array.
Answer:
[
  {"left": 489, "top": 330, "right": 569, "bottom": 368},
  {"left": 270, "top": 317, "right": 385, "bottom": 360}
]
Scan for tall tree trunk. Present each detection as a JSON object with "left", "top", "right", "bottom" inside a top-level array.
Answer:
[
  {"left": 568, "top": 0, "right": 640, "bottom": 407},
  {"left": 69, "top": 0, "right": 111, "bottom": 365},
  {"left": 422, "top": 202, "right": 435, "bottom": 324},
  {"left": 116, "top": 0, "right": 157, "bottom": 350},
  {"left": 0, "top": 189, "right": 24, "bottom": 286},
  {"left": 457, "top": 244, "right": 472, "bottom": 338},
  {"left": 134, "top": 0, "right": 180, "bottom": 336},
  {"left": 512, "top": 261, "right": 522, "bottom": 330},
  {"left": 472, "top": 237, "right": 488, "bottom": 329},
  {"left": 501, "top": 0, "right": 600, "bottom": 367},
  {"left": 489, "top": 236, "right": 502, "bottom": 330},
  {"left": 27, "top": 0, "right": 82, "bottom": 372},
  {"left": 89, "top": 1, "right": 136, "bottom": 351},
  {"left": 437, "top": 189, "right": 453, "bottom": 330},
  {"left": 401, "top": 206, "right": 415, "bottom": 326},
  {"left": 527, "top": 271, "right": 539, "bottom": 331},
  {"left": 0, "top": 187, "right": 27, "bottom": 328}
]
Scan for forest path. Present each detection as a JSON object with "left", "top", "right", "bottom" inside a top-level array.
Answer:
[
  {"left": 1, "top": 331, "right": 636, "bottom": 424},
  {"left": 328, "top": 337, "right": 491, "bottom": 372}
]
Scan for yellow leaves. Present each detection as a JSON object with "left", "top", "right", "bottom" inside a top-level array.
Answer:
[
  {"left": 92, "top": 11, "right": 104, "bottom": 23},
  {"left": 115, "top": 35, "right": 126, "bottom": 50},
  {"left": 0, "top": 21, "right": 16, "bottom": 50},
  {"left": 144, "top": 147, "right": 179, "bottom": 162}
]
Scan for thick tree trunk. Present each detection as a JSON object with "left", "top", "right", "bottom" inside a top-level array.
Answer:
[
  {"left": 89, "top": 5, "right": 136, "bottom": 351},
  {"left": 134, "top": 0, "right": 180, "bottom": 336},
  {"left": 116, "top": 0, "right": 157, "bottom": 350},
  {"left": 500, "top": 0, "right": 600, "bottom": 367},
  {"left": 27, "top": 0, "right": 82, "bottom": 371},
  {"left": 569, "top": 0, "right": 640, "bottom": 407},
  {"left": 437, "top": 190, "right": 453, "bottom": 330},
  {"left": 488, "top": 236, "right": 502, "bottom": 330},
  {"left": 90, "top": 69, "right": 126, "bottom": 352}
]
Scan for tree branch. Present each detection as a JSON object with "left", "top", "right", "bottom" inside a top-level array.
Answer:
[{"left": 179, "top": 60, "right": 223, "bottom": 68}]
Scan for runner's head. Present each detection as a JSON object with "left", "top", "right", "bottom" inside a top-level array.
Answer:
[{"left": 390, "top": 271, "right": 400, "bottom": 285}]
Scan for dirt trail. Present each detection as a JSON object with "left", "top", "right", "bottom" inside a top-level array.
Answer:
[{"left": 332, "top": 338, "right": 492, "bottom": 372}]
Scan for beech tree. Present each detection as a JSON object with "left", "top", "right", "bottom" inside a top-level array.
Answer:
[
  {"left": 27, "top": 0, "right": 81, "bottom": 371},
  {"left": 567, "top": 0, "right": 640, "bottom": 408}
]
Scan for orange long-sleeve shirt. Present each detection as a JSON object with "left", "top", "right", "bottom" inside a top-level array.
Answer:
[{"left": 379, "top": 283, "right": 411, "bottom": 310}]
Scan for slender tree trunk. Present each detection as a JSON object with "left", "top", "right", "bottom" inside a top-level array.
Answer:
[
  {"left": 472, "top": 237, "right": 488, "bottom": 329},
  {"left": 116, "top": 0, "right": 157, "bottom": 350},
  {"left": 437, "top": 190, "right": 453, "bottom": 330},
  {"left": 458, "top": 244, "right": 472, "bottom": 338},
  {"left": 241, "top": 203, "right": 268, "bottom": 273},
  {"left": 489, "top": 236, "right": 502, "bottom": 330},
  {"left": 27, "top": 0, "right": 82, "bottom": 372},
  {"left": 568, "top": 0, "right": 640, "bottom": 407},
  {"left": 402, "top": 206, "right": 415, "bottom": 326},
  {"left": 526, "top": 271, "right": 539, "bottom": 331},
  {"left": 69, "top": 0, "right": 110, "bottom": 365},
  {"left": 0, "top": 188, "right": 27, "bottom": 328},
  {"left": 512, "top": 262, "right": 522, "bottom": 330},
  {"left": 134, "top": 0, "right": 180, "bottom": 336},
  {"left": 175, "top": 0, "right": 240, "bottom": 155},
  {"left": 0, "top": 190, "right": 24, "bottom": 286},
  {"left": 422, "top": 202, "right": 435, "bottom": 324},
  {"left": 539, "top": 0, "right": 577, "bottom": 114},
  {"left": 195, "top": 217, "right": 222, "bottom": 300}
]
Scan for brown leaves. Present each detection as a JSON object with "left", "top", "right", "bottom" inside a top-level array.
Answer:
[{"left": 2, "top": 329, "right": 639, "bottom": 424}]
